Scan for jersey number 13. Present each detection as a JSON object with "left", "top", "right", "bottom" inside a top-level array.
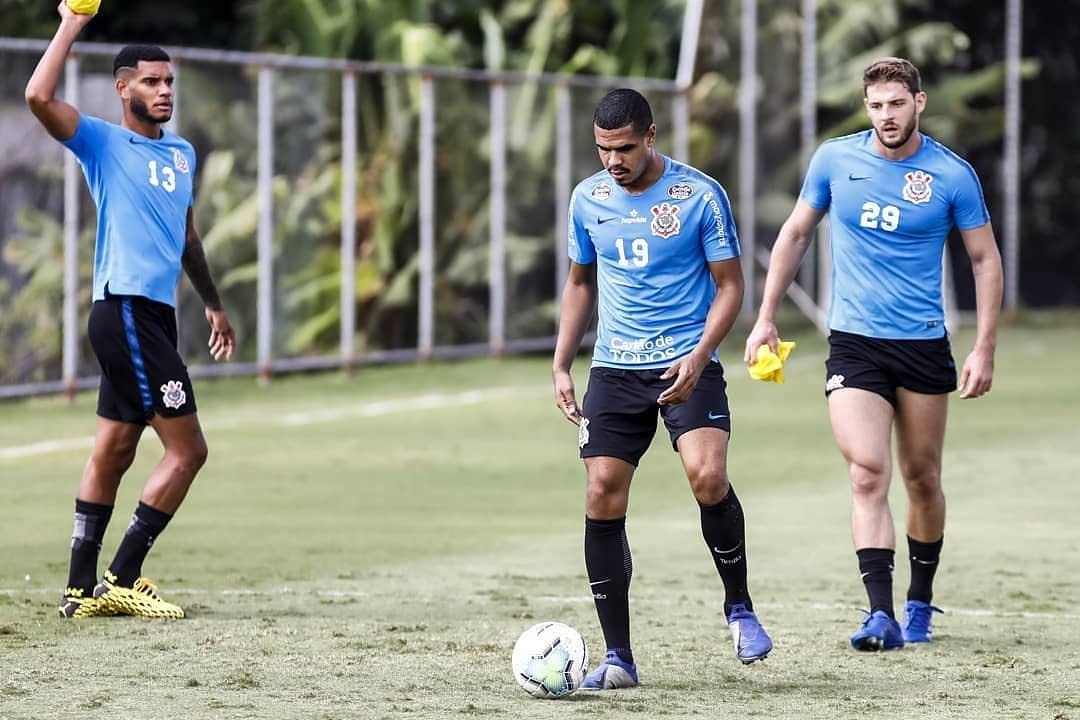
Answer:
[{"left": 148, "top": 160, "right": 177, "bottom": 193}]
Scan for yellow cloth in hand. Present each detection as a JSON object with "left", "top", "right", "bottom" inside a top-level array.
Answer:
[{"left": 749, "top": 340, "right": 796, "bottom": 383}]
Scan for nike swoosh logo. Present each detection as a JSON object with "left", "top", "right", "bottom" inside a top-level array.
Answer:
[
  {"left": 597, "top": 217, "right": 617, "bottom": 224},
  {"left": 589, "top": 579, "right": 612, "bottom": 586},
  {"left": 712, "top": 542, "right": 742, "bottom": 554},
  {"left": 708, "top": 411, "right": 727, "bottom": 420},
  {"left": 913, "top": 559, "right": 937, "bottom": 565},
  {"left": 848, "top": 174, "right": 872, "bottom": 181}
]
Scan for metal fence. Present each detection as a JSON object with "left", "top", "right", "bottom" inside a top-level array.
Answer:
[
  {"left": 0, "top": 39, "right": 689, "bottom": 397},
  {"left": 0, "top": 0, "right": 1027, "bottom": 398}
]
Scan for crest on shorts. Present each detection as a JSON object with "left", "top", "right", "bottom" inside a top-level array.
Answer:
[
  {"left": 667, "top": 182, "right": 694, "bottom": 200},
  {"left": 590, "top": 183, "right": 612, "bottom": 201},
  {"left": 901, "top": 170, "right": 933, "bottom": 205},
  {"left": 650, "top": 202, "right": 681, "bottom": 238},
  {"left": 160, "top": 380, "right": 187, "bottom": 409},
  {"left": 825, "top": 374, "right": 845, "bottom": 392},
  {"left": 173, "top": 149, "right": 190, "bottom": 174},
  {"left": 578, "top": 417, "right": 590, "bottom": 449}
]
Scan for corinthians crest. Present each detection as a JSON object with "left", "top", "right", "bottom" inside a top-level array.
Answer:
[
  {"left": 902, "top": 170, "right": 933, "bottom": 205},
  {"left": 173, "top": 149, "right": 190, "bottom": 174},
  {"left": 650, "top": 202, "right": 681, "bottom": 238},
  {"left": 160, "top": 380, "right": 187, "bottom": 409}
]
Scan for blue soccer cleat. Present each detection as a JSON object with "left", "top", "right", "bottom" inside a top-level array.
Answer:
[
  {"left": 901, "top": 600, "right": 943, "bottom": 644},
  {"left": 726, "top": 603, "right": 773, "bottom": 664},
  {"left": 850, "top": 610, "right": 904, "bottom": 651},
  {"left": 580, "top": 649, "right": 639, "bottom": 689}
]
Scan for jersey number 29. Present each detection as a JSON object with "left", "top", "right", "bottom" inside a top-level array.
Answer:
[{"left": 860, "top": 201, "right": 899, "bottom": 231}]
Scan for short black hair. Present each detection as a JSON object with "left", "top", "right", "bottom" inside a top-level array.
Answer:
[
  {"left": 113, "top": 45, "right": 171, "bottom": 77},
  {"left": 594, "top": 88, "right": 653, "bottom": 135}
]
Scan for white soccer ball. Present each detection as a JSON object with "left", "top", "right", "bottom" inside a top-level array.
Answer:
[{"left": 511, "top": 621, "right": 589, "bottom": 699}]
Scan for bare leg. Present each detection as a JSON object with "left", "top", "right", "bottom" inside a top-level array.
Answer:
[
  {"left": 676, "top": 426, "right": 731, "bottom": 504},
  {"left": 895, "top": 389, "right": 948, "bottom": 612},
  {"left": 584, "top": 456, "right": 633, "bottom": 520},
  {"left": 78, "top": 417, "right": 144, "bottom": 504},
  {"left": 895, "top": 390, "right": 948, "bottom": 543},
  {"left": 140, "top": 413, "right": 208, "bottom": 513},
  {"left": 828, "top": 388, "right": 895, "bottom": 550}
]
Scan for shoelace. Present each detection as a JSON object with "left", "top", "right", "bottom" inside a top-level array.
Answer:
[{"left": 905, "top": 604, "right": 943, "bottom": 635}]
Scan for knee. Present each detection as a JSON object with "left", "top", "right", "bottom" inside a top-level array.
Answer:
[
  {"left": 92, "top": 440, "right": 139, "bottom": 475},
  {"left": 585, "top": 472, "right": 628, "bottom": 517},
  {"left": 171, "top": 438, "right": 208, "bottom": 478},
  {"left": 849, "top": 460, "right": 888, "bottom": 500},
  {"left": 686, "top": 463, "right": 729, "bottom": 504},
  {"left": 586, "top": 472, "right": 621, "bottom": 504},
  {"left": 904, "top": 465, "right": 942, "bottom": 502}
]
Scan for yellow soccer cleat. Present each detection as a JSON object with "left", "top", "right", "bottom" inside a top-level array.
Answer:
[
  {"left": 93, "top": 571, "right": 185, "bottom": 619},
  {"left": 58, "top": 587, "right": 116, "bottom": 618}
]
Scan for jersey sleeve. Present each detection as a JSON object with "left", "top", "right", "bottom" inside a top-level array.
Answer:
[
  {"left": 567, "top": 186, "right": 596, "bottom": 265},
  {"left": 185, "top": 145, "right": 198, "bottom": 207},
  {"left": 60, "top": 114, "right": 111, "bottom": 163},
  {"left": 799, "top": 143, "right": 833, "bottom": 211},
  {"left": 699, "top": 183, "right": 740, "bottom": 261},
  {"left": 950, "top": 162, "right": 991, "bottom": 230}
]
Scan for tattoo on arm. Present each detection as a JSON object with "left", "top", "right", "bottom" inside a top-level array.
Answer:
[{"left": 182, "top": 234, "right": 224, "bottom": 311}]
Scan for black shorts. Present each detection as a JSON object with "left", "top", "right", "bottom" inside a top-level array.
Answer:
[
  {"left": 88, "top": 295, "right": 197, "bottom": 425},
  {"left": 578, "top": 363, "right": 731, "bottom": 466},
  {"left": 825, "top": 330, "right": 956, "bottom": 408}
]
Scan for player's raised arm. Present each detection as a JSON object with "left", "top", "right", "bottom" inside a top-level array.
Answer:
[{"left": 24, "top": 3, "right": 94, "bottom": 141}]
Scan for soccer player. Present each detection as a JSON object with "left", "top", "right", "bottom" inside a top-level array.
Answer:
[
  {"left": 25, "top": 4, "right": 236, "bottom": 619},
  {"left": 744, "top": 57, "right": 1003, "bottom": 650},
  {"left": 552, "top": 88, "right": 773, "bottom": 688}
]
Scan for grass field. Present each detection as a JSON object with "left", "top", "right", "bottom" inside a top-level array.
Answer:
[{"left": 1, "top": 321, "right": 1079, "bottom": 719}]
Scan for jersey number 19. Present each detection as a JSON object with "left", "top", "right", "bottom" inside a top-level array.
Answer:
[{"left": 615, "top": 237, "right": 649, "bottom": 267}]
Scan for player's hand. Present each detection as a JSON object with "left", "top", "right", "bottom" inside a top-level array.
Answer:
[
  {"left": 205, "top": 307, "right": 236, "bottom": 361},
  {"left": 552, "top": 369, "right": 582, "bottom": 426},
  {"left": 958, "top": 344, "right": 994, "bottom": 399},
  {"left": 658, "top": 351, "right": 707, "bottom": 405},
  {"left": 744, "top": 319, "right": 779, "bottom": 365},
  {"left": 57, "top": 1, "right": 94, "bottom": 25}
]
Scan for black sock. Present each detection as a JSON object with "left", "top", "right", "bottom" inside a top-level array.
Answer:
[
  {"left": 107, "top": 501, "right": 172, "bottom": 587},
  {"left": 857, "top": 548, "right": 895, "bottom": 618},
  {"left": 700, "top": 487, "right": 751, "bottom": 614},
  {"left": 584, "top": 516, "right": 633, "bottom": 664},
  {"left": 906, "top": 535, "right": 944, "bottom": 603},
  {"left": 66, "top": 499, "right": 113, "bottom": 595}
]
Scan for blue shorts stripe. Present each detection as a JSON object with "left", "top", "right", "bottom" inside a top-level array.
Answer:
[{"left": 120, "top": 298, "right": 153, "bottom": 414}]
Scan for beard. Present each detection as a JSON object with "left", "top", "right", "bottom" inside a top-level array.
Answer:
[
  {"left": 130, "top": 95, "right": 171, "bottom": 124},
  {"left": 875, "top": 117, "right": 916, "bottom": 149}
]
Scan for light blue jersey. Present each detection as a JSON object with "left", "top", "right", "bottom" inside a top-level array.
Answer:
[
  {"left": 62, "top": 113, "right": 197, "bottom": 307},
  {"left": 568, "top": 155, "right": 740, "bottom": 369},
  {"left": 801, "top": 130, "right": 989, "bottom": 339}
]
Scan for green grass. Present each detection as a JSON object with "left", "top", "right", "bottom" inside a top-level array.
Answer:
[{"left": 1, "top": 321, "right": 1079, "bottom": 719}]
